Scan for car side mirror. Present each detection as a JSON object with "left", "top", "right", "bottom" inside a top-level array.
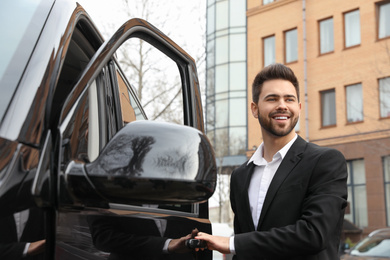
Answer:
[{"left": 64, "top": 121, "right": 216, "bottom": 207}]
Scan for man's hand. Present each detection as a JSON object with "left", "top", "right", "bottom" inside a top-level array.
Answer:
[
  {"left": 195, "top": 232, "right": 230, "bottom": 254},
  {"left": 168, "top": 235, "right": 191, "bottom": 253},
  {"left": 27, "top": 239, "right": 46, "bottom": 256},
  {"left": 168, "top": 228, "right": 199, "bottom": 253}
]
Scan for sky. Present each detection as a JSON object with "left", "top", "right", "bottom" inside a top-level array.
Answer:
[{"left": 76, "top": 0, "right": 206, "bottom": 61}]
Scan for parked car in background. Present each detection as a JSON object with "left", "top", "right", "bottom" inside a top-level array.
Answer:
[
  {"left": 341, "top": 228, "right": 390, "bottom": 260},
  {"left": 0, "top": 0, "right": 216, "bottom": 259}
]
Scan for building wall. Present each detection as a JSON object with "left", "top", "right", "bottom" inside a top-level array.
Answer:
[
  {"left": 247, "top": 0, "right": 390, "bottom": 239},
  {"left": 304, "top": 0, "right": 390, "bottom": 145}
]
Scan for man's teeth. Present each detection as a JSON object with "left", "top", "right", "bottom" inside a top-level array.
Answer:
[{"left": 274, "top": 116, "right": 288, "bottom": 120}]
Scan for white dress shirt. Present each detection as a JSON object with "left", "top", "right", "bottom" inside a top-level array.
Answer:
[
  {"left": 229, "top": 134, "right": 297, "bottom": 254},
  {"left": 14, "top": 209, "right": 30, "bottom": 256}
]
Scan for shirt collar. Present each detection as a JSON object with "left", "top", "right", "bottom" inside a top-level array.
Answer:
[{"left": 248, "top": 134, "right": 298, "bottom": 166}]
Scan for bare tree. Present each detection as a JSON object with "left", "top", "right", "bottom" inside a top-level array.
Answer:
[{"left": 114, "top": 0, "right": 206, "bottom": 123}]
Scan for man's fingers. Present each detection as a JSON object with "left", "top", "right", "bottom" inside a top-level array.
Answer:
[{"left": 195, "top": 232, "right": 210, "bottom": 239}]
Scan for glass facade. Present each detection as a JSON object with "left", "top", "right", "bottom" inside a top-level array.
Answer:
[{"left": 206, "top": 0, "right": 247, "bottom": 162}]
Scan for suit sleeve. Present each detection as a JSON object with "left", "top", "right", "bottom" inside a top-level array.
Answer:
[
  {"left": 234, "top": 148, "right": 348, "bottom": 259},
  {"left": 0, "top": 214, "right": 26, "bottom": 260},
  {"left": 230, "top": 169, "right": 241, "bottom": 235},
  {"left": 0, "top": 243, "right": 26, "bottom": 260}
]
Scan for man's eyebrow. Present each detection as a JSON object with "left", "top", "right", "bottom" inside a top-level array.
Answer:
[
  {"left": 263, "top": 94, "right": 297, "bottom": 99},
  {"left": 285, "top": 94, "right": 297, "bottom": 99}
]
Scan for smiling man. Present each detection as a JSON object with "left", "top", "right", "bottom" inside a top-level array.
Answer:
[{"left": 196, "top": 63, "right": 348, "bottom": 260}]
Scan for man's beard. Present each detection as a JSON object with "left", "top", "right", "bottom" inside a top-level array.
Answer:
[{"left": 258, "top": 110, "right": 299, "bottom": 137}]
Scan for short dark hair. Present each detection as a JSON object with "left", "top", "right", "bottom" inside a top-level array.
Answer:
[{"left": 252, "top": 63, "right": 300, "bottom": 103}]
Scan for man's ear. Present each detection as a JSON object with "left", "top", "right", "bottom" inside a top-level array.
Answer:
[{"left": 251, "top": 102, "right": 258, "bottom": 118}]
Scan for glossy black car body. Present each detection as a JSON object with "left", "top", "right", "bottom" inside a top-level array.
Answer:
[{"left": 0, "top": 0, "right": 216, "bottom": 259}]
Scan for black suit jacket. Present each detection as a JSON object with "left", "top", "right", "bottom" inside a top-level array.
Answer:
[
  {"left": 230, "top": 136, "right": 348, "bottom": 260},
  {"left": 0, "top": 208, "right": 45, "bottom": 260}
]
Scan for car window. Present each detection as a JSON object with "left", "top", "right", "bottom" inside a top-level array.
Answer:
[
  {"left": 114, "top": 63, "right": 146, "bottom": 124},
  {"left": 0, "top": 0, "right": 53, "bottom": 122},
  {"left": 110, "top": 41, "right": 196, "bottom": 214},
  {"left": 116, "top": 39, "right": 184, "bottom": 125},
  {"left": 60, "top": 65, "right": 122, "bottom": 164},
  {"left": 61, "top": 78, "right": 101, "bottom": 164},
  {"left": 87, "top": 79, "right": 100, "bottom": 162},
  {"left": 51, "top": 26, "right": 97, "bottom": 126}
]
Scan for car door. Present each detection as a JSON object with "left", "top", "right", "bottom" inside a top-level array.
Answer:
[{"left": 53, "top": 18, "right": 215, "bottom": 260}]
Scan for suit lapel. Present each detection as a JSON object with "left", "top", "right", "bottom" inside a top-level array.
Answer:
[
  {"left": 241, "top": 162, "right": 256, "bottom": 231},
  {"left": 257, "top": 136, "right": 307, "bottom": 229}
]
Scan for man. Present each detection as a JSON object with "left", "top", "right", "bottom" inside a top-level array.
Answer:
[
  {"left": 0, "top": 208, "right": 46, "bottom": 260},
  {"left": 196, "top": 63, "right": 348, "bottom": 259}
]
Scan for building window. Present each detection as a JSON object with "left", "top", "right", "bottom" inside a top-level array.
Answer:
[
  {"left": 346, "top": 83, "right": 363, "bottom": 123},
  {"left": 263, "top": 35, "right": 275, "bottom": 67},
  {"left": 263, "top": 0, "right": 274, "bottom": 5},
  {"left": 378, "top": 2, "right": 390, "bottom": 39},
  {"left": 379, "top": 77, "right": 390, "bottom": 118},
  {"left": 384, "top": 156, "right": 390, "bottom": 226},
  {"left": 285, "top": 28, "right": 298, "bottom": 63},
  {"left": 345, "top": 159, "right": 368, "bottom": 228},
  {"left": 319, "top": 17, "right": 334, "bottom": 54},
  {"left": 344, "top": 9, "right": 361, "bottom": 48},
  {"left": 320, "top": 89, "right": 336, "bottom": 127}
]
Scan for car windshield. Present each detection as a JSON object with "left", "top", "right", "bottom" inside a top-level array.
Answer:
[
  {"left": 350, "top": 235, "right": 390, "bottom": 258},
  {"left": 0, "top": 0, "right": 52, "bottom": 122}
]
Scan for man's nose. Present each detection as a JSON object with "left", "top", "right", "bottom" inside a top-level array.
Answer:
[{"left": 276, "top": 100, "right": 288, "bottom": 110}]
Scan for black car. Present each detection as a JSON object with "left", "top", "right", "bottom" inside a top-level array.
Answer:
[{"left": 0, "top": 0, "right": 216, "bottom": 259}]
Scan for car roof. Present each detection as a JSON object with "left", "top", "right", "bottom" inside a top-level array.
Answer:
[{"left": 369, "top": 228, "right": 390, "bottom": 237}]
